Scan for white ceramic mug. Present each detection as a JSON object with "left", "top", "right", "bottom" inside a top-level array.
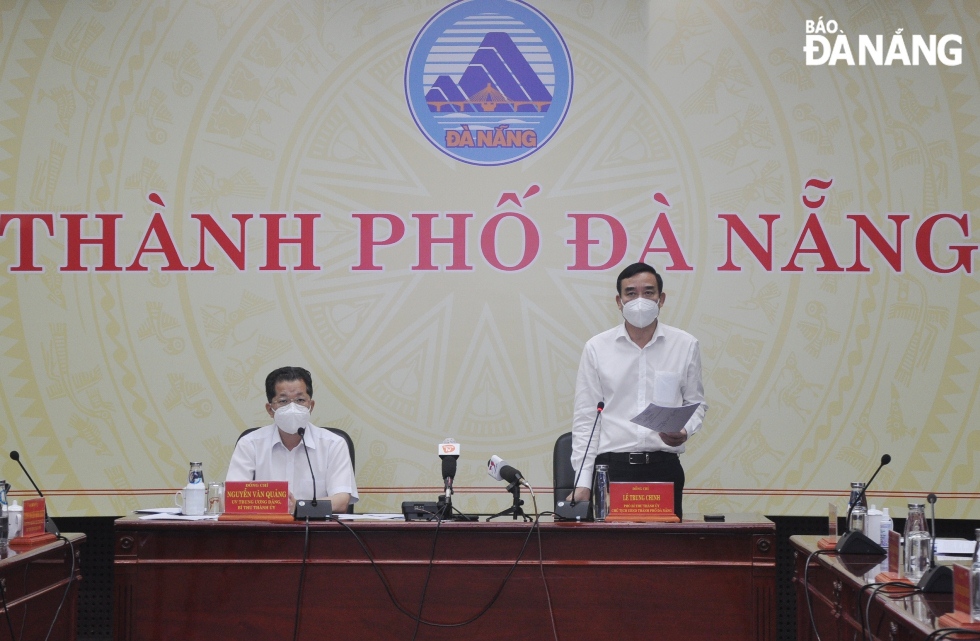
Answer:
[
  {"left": 8, "top": 502, "right": 23, "bottom": 538},
  {"left": 175, "top": 483, "right": 207, "bottom": 516}
]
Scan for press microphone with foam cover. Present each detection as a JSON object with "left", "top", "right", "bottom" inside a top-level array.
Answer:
[{"left": 487, "top": 455, "right": 527, "bottom": 486}]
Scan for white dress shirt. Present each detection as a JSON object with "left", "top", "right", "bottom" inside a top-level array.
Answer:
[
  {"left": 226, "top": 423, "right": 359, "bottom": 503},
  {"left": 571, "top": 322, "right": 707, "bottom": 489}
]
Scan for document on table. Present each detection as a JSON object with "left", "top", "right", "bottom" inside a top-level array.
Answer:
[
  {"left": 630, "top": 402, "right": 701, "bottom": 433},
  {"left": 335, "top": 513, "right": 405, "bottom": 521},
  {"left": 935, "top": 538, "right": 975, "bottom": 556},
  {"left": 138, "top": 512, "right": 217, "bottom": 521}
]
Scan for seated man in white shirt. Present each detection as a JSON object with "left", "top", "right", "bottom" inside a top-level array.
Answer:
[
  {"left": 568, "top": 262, "right": 707, "bottom": 519},
  {"left": 226, "top": 366, "right": 358, "bottom": 513}
]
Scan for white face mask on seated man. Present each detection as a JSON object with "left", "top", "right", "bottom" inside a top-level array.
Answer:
[{"left": 274, "top": 403, "right": 310, "bottom": 435}]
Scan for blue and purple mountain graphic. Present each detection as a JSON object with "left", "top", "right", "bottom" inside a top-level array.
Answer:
[{"left": 425, "top": 32, "right": 552, "bottom": 113}]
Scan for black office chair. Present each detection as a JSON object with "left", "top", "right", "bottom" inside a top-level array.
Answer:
[
  {"left": 552, "top": 431, "right": 575, "bottom": 506},
  {"left": 236, "top": 426, "right": 356, "bottom": 513}
]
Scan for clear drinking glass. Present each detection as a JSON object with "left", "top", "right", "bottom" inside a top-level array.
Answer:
[
  {"left": 849, "top": 504, "right": 867, "bottom": 533},
  {"left": 206, "top": 481, "right": 224, "bottom": 515},
  {"left": 904, "top": 503, "right": 930, "bottom": 582},
  {"left": 970, "top": 528, "right": 980, "bottom": 621}
]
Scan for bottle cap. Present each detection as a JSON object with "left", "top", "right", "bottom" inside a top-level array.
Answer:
[{"left": 882, "top": 507, "right": 890, "bottom": 517}]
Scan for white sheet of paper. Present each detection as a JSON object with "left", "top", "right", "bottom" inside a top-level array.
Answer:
[
  {"left": 630, "top": 402, "right": 700, "bottom": 433},
  {"left": 134, "top": 507, "right": 181, "bottom": 514},
  {"left": 138, "top": 512, "right": 217, "bottom": 521}
]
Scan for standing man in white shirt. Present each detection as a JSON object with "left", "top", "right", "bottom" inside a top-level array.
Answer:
[
  {"left": 226, "top": 366, "right": 358, "bottom": 513},
  {"left": 569, "top": 263, "right": 706, "bottom": 519}
]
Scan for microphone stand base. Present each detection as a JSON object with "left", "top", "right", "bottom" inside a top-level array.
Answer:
[
  {"left": 554, "top": 500, "right": 590, "bottom": 521},
  {"left": 293, "top": 500, "right": 332, "bottom": 521},
  {"left": 835, "top": 529, "right": 886, "bottom": 555},
  {"left": 485, "top": 482, "right": 531, "bottom": 522},
  {"left": 917, "top": 565, "right": 953, "bottom": 593}
]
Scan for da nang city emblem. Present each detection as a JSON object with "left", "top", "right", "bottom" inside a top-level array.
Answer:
[{"left": 405, "top": 0, "right": 573, "bottom": 166}]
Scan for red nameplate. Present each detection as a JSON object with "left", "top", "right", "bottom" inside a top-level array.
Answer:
[
  {"left": 872, "top": 572, "right": 912, "bottom": 591},
  {"left": 224, "top": 481, "right": 289, "bottom": 514},
  {"left": 22, "top": 497, "right": 47, "bottom": 536},
  {"left": 9, "top": 497, "right": 57, "bottom": 549},
  {"left": 605, "top": 482, "right": 678, "bottom": 522},
  {"left": 888, "top": 530, "right": 901, "bottom": 574},
  {"left": 937, "top": 611, "right": 980, "bottom": 634},
  {"left": 953, "top": 563, "right": 972, "bottom": 615}
]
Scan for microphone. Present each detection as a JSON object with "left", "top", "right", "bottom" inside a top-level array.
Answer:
[
  {"left": 438, "top": 438, "right": 460, "bottom": 494},
  {"left": 570, "top": 402, "right": 603, "bottom": 507},
  {"left": 436, "top": 438, "right": 461, "bottom": 521},
  {"left": 9, "top": 450, "right": 60, "bottom": 535},
  {"left": 917, "top": 492, "right": 952, "bottom": 593},
  {"left": 487, "top": 455, "right": 527, "bottom": 487},
  {"left": 293, "top": 427, "right": 331, "bottom": 520},
  {"left": 835, "top": 454, "right": 890, "bottom": 555}
]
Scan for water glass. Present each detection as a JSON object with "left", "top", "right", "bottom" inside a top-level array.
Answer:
[
  {"left": 848, "top": 505, "right": 867, "bottom": 533},
  {"left": 207, "top": 481, "right": 225, "bottom": 515},
  {"left": 905, "top": 531, "right": 932, "bottom": 582}
]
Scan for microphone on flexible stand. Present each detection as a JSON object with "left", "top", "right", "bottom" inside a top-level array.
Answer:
[
  {"left": 293, "top": 428, "right": 331, "bottom": 521},
  {"left": 485, "top": 456, "right": 531, "bottom": 522},
  {"left": 917, "top": 493, "right": 952, "bottom": 593},
  {"left": 9, "top": 450, "right": 60, "bottom": 535},
  {"left": 555, "top": 402, "right": 603, "bottom": 521},
  {"left": 835, "top": 454, "right": 890, "bottom": 555}
]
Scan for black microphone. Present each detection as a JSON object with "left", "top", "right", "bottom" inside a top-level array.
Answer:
[
  {"left": 437, "top": 439, "right": 461, "bottom": 521},
  {"left": 292, "top": 428, "right": 331, "bottom": 520},
  {"left": 917, "top": 492, "right": 952, "bottom": 593},
  {"left": 9, "top": 450, "right": 60, "bottom": 535},
  {"left": 570, "top": 402, "right": 603, "bottom": 507},
  {"left": 835, "top": 454, "right": 890, "bottom": 555},
  {"left": 438, "top": 439, "right": 460, "bottom": 494}
]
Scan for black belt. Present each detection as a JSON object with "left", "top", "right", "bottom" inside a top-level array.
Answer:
[{"left": 596, "top": 451, "right": 678, "bottom": 465}]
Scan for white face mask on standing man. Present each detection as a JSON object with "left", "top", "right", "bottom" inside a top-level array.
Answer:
[{"left": 621, "top": 297, "right": 660, "bottom": 329}]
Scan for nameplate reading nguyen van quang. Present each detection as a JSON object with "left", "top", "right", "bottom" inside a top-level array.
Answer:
[{"left": 224, "top": 481, "right": 289, "bottom": 514}]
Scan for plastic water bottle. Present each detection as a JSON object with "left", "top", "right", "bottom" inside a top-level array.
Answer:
[
  {"left": 970, "top": 528, "right": 980, "bottom": 621},
  {"left": 879, "top": 507, "right": 893, "bottom": 549},
  {"left": 0, "top": 479, "right": 8, "bottom": 554},
  {"left": 594, "top": 465, "right": 610, "bottom": 522},
  {"left": 904, "top": 503, "right": 930, "bottom": 582},
  {"left": 188, "top": 462, "right": 204, "bottom": 485}
]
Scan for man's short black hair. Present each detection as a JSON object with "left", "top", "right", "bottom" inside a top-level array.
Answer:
[
  {"left": 616, "top": 262, "right": 663, "bottom": 295},
  {"left": 265, "top": 366, "right": 313, "bottom": 402}
]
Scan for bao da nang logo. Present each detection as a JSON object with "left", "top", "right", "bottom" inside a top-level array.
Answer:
[{"left": 405, "top": 0, "right": 573, "bottom": 166}]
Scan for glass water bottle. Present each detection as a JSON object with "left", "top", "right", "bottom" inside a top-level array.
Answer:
[
  {"left": 594, "top": 465, "right": 610, "bottom": 522},
  {"left": 188, "top": 462, "right": 204, "bottom": 485},
  {"left": 903, "top": 503, "right": 930, "bottom": 582}
]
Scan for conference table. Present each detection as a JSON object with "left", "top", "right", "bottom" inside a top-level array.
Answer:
[
  {"left": 791, "top": 535, "right": 959, "bottom": 641},
  {"left": 0, "top": 533, "right": 85, "bottom": 641},
  {"left": 114, "top": 514, "right": 775, "bottom": 641}
]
